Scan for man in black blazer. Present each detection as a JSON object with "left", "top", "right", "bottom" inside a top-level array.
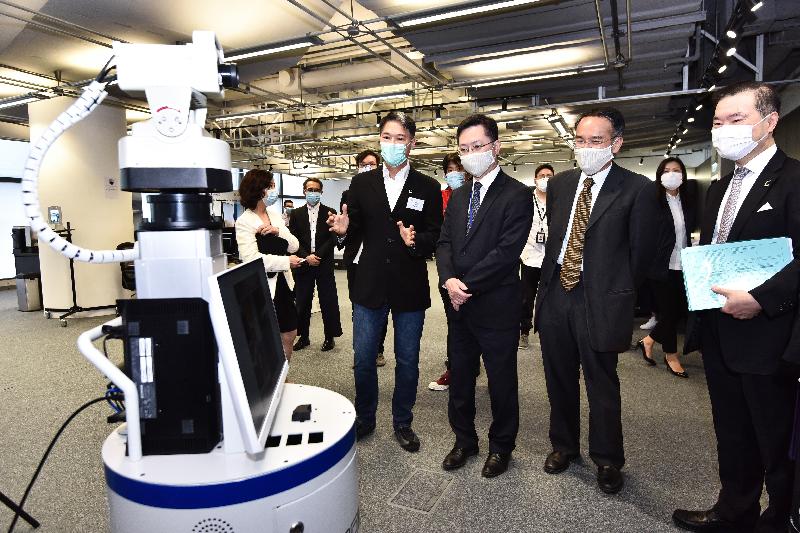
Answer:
[
  {"left": 534, "top": 108, "right": 660, "bottom": 494},
  {"left": 328, "top": 111, "right": 443, "bottom": 452},
  {"left": 436, "top": 114, "right": 533, "bottom": 478},
  {"left": 673, "top": 83, "right": 800, "bottom": 532},
  {"left": 289, "top": 177, "right": 342, "bottom": 352}
]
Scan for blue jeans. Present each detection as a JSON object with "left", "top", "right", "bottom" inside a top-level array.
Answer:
[{"left": 352, "top": 303, "right": 424, "bottom": 429}]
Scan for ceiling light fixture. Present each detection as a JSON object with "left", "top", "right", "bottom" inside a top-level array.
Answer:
[
  {"left": 718, "top": 63, "right": 728, "bottom": 74},
  {"left": 751, "top": 1, "right": 763, "bottom": 12},
  {"left": 226, "top": 37, "right": 323, "bottom": 62},
  {"left": 726, "top": 30, "right": 737, "bottom": 39},
  {"left": 0, "top": 94, "right": 45, "bottom": 110},
  {"left": 395, "top": 0, "right": 541, "bottom": 28},
  {"left": 695, "top": 104, "right": 703, "bottom": 111},
  {"left": 323, "top": 90, "right": 412, "bottom": 107},
  {"left": 683, "top": 128, "right": 689, "bottom": 134},
  {"left": 212, "top": 108, "right": 282, "bottom": 121},
  {"left": 708, "top": 84, "right": 717, "bottom": 92},
  {"left": 465, "top": 64, "right": 605, "bottom": 88},
  {"left": 687, "top": 117, "right": 695, "bottom": 123},
  {"left": 726, "top": 47, "right": 737, "bottom": 57}
]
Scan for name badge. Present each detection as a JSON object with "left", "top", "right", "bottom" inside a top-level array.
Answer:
[
  {"left": 535, "top": 230, "right": 546, "bottom": 244},
  {"left": 406, "top": 197, "right": 424, "bottom": 211}
]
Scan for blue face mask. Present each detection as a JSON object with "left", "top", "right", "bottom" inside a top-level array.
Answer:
[
  {"left": 444, "top": 171, "right": 465, "bottom": 190},
  {"left": 305, "top": 191, "right": 321, "bottom": 206},
  {"left": 264, "top": 190, "right": 279, "bottom": 207},
  {"left": 380, "top": 142, "right": 408, "bottom": 167}
]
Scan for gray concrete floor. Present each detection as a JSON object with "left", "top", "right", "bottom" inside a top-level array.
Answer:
[{"left": 0, "top": 264, "right": 725, "bottom": 532}]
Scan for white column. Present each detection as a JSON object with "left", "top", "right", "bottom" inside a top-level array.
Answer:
[{"left": 28, "top": 96, "right": 133, "bottom": 316}]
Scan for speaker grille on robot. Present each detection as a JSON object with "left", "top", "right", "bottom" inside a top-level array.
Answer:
[{"left": 191, "top": 517, "right": 235, "bottom": 533}]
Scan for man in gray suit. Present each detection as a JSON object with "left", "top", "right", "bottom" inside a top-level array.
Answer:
[{"left": 534, "top": 108, "right": 660, "bottom": 493}]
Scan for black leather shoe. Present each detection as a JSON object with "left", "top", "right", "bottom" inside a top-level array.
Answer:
[
  {"left": 355, "top": 419, "right": 375, "bottom": 441},
  {"left": 672, "top": 508, "right": 739, "bottom": 531},
  {"left": 664, "top": 356, "right": 689, "bottom": 378},
  {"left": 543, "top": 450, "right": 578, "bottom": 474},
  {"left": 481, "top": 453, "right": 511, "bottom": 478},
  {"left": 321, "top": 338, "right": 335, "bottom": 351},
  {"left": 293, "top": 337, "right": 310, "bottom": 351},
  {"left": 394, "top": 425, "right": 420, "bottom": 452},
  {"left": 442, "top": 445, "right": 479, "bottom": 471},
  {"left": 597, "top": 465, "right": 624, "bottom": 494},
  {"left": 636, "top": 340, "right": 657, "bottom": 366}
]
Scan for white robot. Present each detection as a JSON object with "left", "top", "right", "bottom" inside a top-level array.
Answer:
[{"left": 22, "top": 32, "right": 359, "bottom": 533}]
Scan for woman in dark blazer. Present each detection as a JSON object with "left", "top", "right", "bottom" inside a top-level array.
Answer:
[{"left": 637, "top": 157, "right": 695, "bottom": 377}]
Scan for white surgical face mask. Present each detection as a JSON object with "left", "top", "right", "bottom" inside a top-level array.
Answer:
[
  {"left": 461, "top": 146, "right": 496, "bottom": 178},
  {"left": 660, "top": 171, "right": 683, "bottom": 191},
  {"left": 575, "top": 142, "right": 616, "bottom": 176},
  {"left": 711, "top": 114, "right": 770, "bottom": 161},
  {"left": 358, "top": 164, "right": 375, "bottom": 174},
  {"left": 535, "top": 178, "right": 549, "bottom": 193}
]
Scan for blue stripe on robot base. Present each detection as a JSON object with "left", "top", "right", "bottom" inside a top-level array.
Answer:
[{"left": 105, "top": 423, "right": 355, "bottom": 509}]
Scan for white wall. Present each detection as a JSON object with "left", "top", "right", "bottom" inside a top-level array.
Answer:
[{"left": 0, "top": 139, "right": 31, "bottom": 279}]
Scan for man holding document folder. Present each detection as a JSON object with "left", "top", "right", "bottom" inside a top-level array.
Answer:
[{"left": 673, "top": 82, "right": 800, "bottom": 532}]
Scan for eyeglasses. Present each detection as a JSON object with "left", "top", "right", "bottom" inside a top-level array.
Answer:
[
  {"left": 457, "top": 140, "right": 495, "bottom": 156},
  {"left": 574, "top": 137, "right": 615, "bottom": 148}
]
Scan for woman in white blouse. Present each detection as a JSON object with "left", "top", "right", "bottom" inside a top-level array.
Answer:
[
  {"left": 235, "top": 169, "right": 303, "bottom": 360},
  {"left": 637, "top": 157, "right": 695, "bottom": 378}
]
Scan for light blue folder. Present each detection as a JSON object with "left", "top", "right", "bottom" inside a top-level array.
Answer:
[{"left": 680, "top": 237, "right": 793, "bottom": 311}]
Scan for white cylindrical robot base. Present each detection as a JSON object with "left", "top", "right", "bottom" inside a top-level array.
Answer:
[{"left": 103, "top": 384, "right": 359, "bottom": 533}]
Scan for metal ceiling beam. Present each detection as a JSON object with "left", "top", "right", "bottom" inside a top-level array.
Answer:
[
  {"left": 316, "top": 0, "right": 448, "bottom": 86},
  {"left": 284, "top": 0, "right": 431, "bottom": 88}
]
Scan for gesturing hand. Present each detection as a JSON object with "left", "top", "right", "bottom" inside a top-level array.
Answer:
[
  {"left": 306, "top": 254, "right": 321, "bottom": 266},
  {"left": 445, "top": 277, "right": 471, "bottom": 308},
  {"left": 327, "top": 204, "right": 349, "bottom": 235},
  {"left": 397, "top": 221, "right": 416, "bottom": 247},
  {"left": 711, "top": 285, "right": 762, "bottom": 320}
]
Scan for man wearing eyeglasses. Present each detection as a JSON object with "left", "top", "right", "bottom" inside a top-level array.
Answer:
[
  {"left": 327, "top": 111, "right": 443, "bottom": 453},
  {"left": 533, "top": 108, "right": 660, "bottom": 494},
  {"left": 436, "top": 114, "right": 534, "bottom": 478}
]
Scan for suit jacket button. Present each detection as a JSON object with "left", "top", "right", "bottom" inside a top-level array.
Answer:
[{"left": 387, "top": 238, "right": 394, "bottom": 244}]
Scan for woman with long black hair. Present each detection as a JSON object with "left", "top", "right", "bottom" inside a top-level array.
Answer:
[{"left": 637, "top": 157, "right": 695, "bottom": 378}]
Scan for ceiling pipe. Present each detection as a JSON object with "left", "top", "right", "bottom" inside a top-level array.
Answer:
[
  {"left": 316, "top": 0, "right": 448, "bottom": 87},
  {"left": 0, "top": 10, "right": 113, "bottom": 47},
  {"left": 608, "top": 0, "right": 626, "bottom": 90},
  {"left": 593, "top": 0, "right": 610, "bottom": 67},
  {"left": 0, "top": 0, "right": 126, "bottom": 43},
  {"left": 284, "top": 0, "right": 430, "bottom": 88}
]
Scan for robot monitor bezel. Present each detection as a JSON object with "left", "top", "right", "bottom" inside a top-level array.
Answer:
[{"left": 207, "top": 258, "right": 288, "bottom": 454}]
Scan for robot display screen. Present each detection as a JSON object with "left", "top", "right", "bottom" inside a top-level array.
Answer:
[{"left": 208, "top": 258, "right": 288, "bottom": 453}]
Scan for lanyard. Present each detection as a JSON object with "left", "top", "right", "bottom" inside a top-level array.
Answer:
[{"left": 533, "top": 193, "right": 546, "bottom": 222}]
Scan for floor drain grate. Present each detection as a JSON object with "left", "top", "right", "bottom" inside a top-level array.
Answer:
[{"left": 389, "top": 469, "right": 452, "bottom": 514}]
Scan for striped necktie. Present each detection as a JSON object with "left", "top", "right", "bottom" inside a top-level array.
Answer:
[
  {"left": 467, "top": 181, "right": 482, "bottom": 234},
  {"left": 560, "top": 177, "right": 594, "bottom": 290},
  {"left": 716, "top": 166, "right": 750, "bottom": 244}
]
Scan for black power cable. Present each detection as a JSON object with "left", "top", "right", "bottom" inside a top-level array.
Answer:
[{"left": 7, "top": 394, "right": 123, "bottom": 533}]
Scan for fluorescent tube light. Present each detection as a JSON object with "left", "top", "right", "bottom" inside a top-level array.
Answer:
[
  {"left": 467, "top": 65, "right": 605, "bottom": 88},
  {"left": 397, "top": 0, "right": 540, "bottom": 28},
  {"left": 0, "top": 95, "right": 43, "bottom": 109},
  {"left": 322, "top": 91, "right": 411, "bottom": 107},
  {"left": 226, "top": 40, "right": 317, "bottom": 62}
]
